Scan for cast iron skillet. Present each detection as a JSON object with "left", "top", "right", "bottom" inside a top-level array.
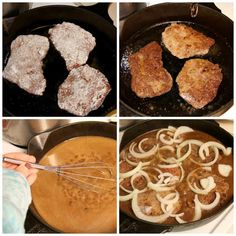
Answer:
[
  {"left": 119, "top": 120, "right": 233, "bottom": 233},
  {"left": 3, "top": 5, "right": 116, "bottom": 116},
  {"left": 120, "top": 3, "right": 233, "bottom": 116},
  {"left": 27, "top": 121, "right": 116, "bottom": 232}
]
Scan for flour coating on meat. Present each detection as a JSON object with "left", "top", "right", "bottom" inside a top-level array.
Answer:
[
  {"left": 128, "top": 41, "right": 173, "bottom": 98},
  {"left": 176, "top": 59, "right": 223, "bottom": 109},
  {"left": 3, "top": 35, "right": 49, "bottom": 95},
  {"left": 58, "top": 65, "right": 111, "bottom": 116},
  {"left": 49, "top": 22, "right": 96, "bottom": 71},
  {"left": 162, "top": 23, "right": 215, "bottom": 59}
]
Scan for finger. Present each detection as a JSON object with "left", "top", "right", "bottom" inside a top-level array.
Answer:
[
  {"left": 27, "top": 173, "right": 38, "bottom": 186},
  {"left": 3, "top": 153, "right": 36, "bottom": 163},
  {"left": 28, "top": 168, "right": 39, "bottom": 175},
  {"left": 15, "top": 163, "right": 31, "bottom": 178},
  {"left": 2, "top": 162, "right": 18, "bottom": 169}
]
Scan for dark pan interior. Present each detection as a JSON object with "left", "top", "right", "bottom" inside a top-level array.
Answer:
[
  {"left": 120, "top": 120, "right": 233, "bottom": 230},
  {"left": 3, "top": 6, "right": 116, "bottom": 116},
  {"left": 120, "top": 4, "right": 233, "bottom": 116}
]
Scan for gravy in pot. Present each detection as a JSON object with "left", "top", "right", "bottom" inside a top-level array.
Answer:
[{"left": 32, "top": 136, "right": 116, "bottom": 233}]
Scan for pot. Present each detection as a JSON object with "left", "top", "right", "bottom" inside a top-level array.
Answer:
[{"left": 3, "top": 119, "right": 73, "bottom": 146}]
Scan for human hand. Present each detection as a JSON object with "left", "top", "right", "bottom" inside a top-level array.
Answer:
[{"left": 3, "top": 153, "right": 39, "bottom": 185}]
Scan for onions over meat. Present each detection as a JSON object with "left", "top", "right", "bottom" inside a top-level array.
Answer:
[{"left": 120, "top": 126, "right": 232, "bottom": 224}]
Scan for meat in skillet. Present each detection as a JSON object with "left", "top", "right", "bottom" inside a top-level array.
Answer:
[{"left": 3, "top": 35, "right": 49, "bottom": 95}]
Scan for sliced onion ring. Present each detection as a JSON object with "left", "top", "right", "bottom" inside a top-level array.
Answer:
[
  {"left": 138, "top": 138, "right": 149, "bottom": 153},
  {"left": 173, "top": 126, "right": 194, "bottom": 142},
  {"left": 120, "top": 162, "right": 142, "bottom": 179},
  {"left": 195, "top": 192, "right": 220, "bottom": 210},
  {"left": 148, "top": 182, "right": 175, "bottom": 192},
  {"left": 190, "top": 147, "right": 219, "bottom": 167},
  {"left": 129, "top": 142, "right": 158, "bottom": 159},
  {"left": 119, "top": 190, "right": 136, "bottom": 201},
  {"left": 131, "top": 170, "right": 150, "bottom": 193},
  {"left": 187, "top": 168, "right": 214, "bottom": 195},
  {"left": 192, "top": 195, "right": 202, "bottom": 221},
  {"left": 131, "top": 191, "right": 170, "bottom": 223},
  {"left": 156, "top": 191, "right": 179, "bottom": 205},
  {"left": 199, "top": 141, "right": 232, "bottom": 159}
]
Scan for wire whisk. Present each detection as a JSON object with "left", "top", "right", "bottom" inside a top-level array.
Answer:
[{"left": 3, "top": 157, "right": 116, "bottom": 193}]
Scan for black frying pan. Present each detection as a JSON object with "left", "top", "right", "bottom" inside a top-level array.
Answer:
[
  {"left": 3, "top": 5, "right": 116, "bottom": 116},
  {"left": 27, "top": 121, "right": 116, "bottom": 232},
  {"left": 120, "top": 3, "right": 233, "bottom": 116},
  {"left": 119, "top": 120, "right": 233, "bottom": 233}
]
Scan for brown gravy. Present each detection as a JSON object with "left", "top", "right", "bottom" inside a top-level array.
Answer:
[
  {"left": 120, "top": 129, "right": 233, "bottom": 224},
  {"left": 32, "top": 136, "right": 116, "bottom": 233}
]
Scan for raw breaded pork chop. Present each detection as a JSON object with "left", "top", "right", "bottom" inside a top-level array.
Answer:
[
  {"left": 162, "top": 23, "right": 215, "bottom": 59},
  {"left": 128, "top": 41, "right": 173, "bottom": 98},
  {"left": 58, "top": 64, "right": 111, "bottom": 116},
  {"left": 49, "top": 22, "right": 96, "bottom": 71},
  {"left": 176, "top": 59, "right": 223, "bottom": 109},
  {"left": 3, "top": 35, "right": 49, "bottom": 95}
]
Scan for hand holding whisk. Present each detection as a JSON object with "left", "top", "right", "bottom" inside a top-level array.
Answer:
[{"left": 3, "top": 156, "right": 116, "bottom": 193}]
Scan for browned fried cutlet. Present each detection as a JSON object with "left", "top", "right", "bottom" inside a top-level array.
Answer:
[
  {"left": 162, "top": 23, "right": 215, "bottom": 59},
  {"left": 176, "top": 59, "right": 223, "bottom": 109},
  {"left": 128, "top": 41, "right": 173, "bottom": 98}
]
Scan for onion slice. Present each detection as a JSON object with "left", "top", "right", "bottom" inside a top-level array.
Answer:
[
  {"left": 119, "top": 190, "right": 136, "bottom": 201},
  {"left": 120, "top": 162, "right": 142, "bottom": 179},
  {"left": 132, "top": 191, "right": 170, "bottom": 223},
  {"left": 138, "top": 138, "right": 149, "bottom": 153},
  {"left": 195, "top": 192, "right": 220, "bottom": 210},
  {"left": 199, "top": 141, "right": 232, "bottom": 160},
  {"left": 190, "top": 147, "right": 219, "bottom": 167},
  {"left": 129, "top": 142, "right": 158, "bottom": 159},
  {"left": 192, "top": 195, "right": 202, "bottom": 221},
  {"left": 187, "top": 168, "right": 214, "bottom": 195},
  {"left": 131, "top": 170, "right": 150, "bottom": 192},
  {"left": 156, "top": 191, "right": 179, "bottom": 205},
  {"left": 173, "top": 126, "right": 194, "bottom": 142},
  {"left": 148, "top": 182, "right": 175, "bottom": 192},
  {"left": 176, "top": 214, "right": 186, "bottom": 224}
]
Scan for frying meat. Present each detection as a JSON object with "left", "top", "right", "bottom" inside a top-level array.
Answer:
[
  {"left": 176, "top": 59, "right": 223, "bottom": 109},
  {"left": 49, "top": 22, "right": 96, "bottom": 71},
  {"left": 3, "top": 35, "right": 49, "bottom": 95},
  {"left": 128, "top": 41, "right": 173, "bottom": 98},
  {"left": 162, "top": 23, "right": 215, "bottom": 59},
  {"left": 58, "top": 64, "right": 111, "bottom": 116}
]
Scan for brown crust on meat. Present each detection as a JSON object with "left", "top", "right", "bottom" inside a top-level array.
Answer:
[
  {"left": 128, "top": 41, "right": 173, "bottom": 98},
  {"left": 162, "top": 23, "right": 215, "bottom": 59},
  {"left": 176, "top": 59, "right": 223, "bottom": 109}
]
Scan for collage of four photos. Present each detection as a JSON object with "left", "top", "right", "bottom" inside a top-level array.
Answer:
[{"left": 2, "top": 1, "right": 234, "bottom": 234}]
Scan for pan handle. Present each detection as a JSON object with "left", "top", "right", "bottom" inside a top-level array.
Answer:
[{"left": 190, "top": 3, "right": 198, "bottom": 18}]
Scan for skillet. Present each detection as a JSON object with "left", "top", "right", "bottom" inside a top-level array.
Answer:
[
  {"left": 120, "top": 3, "right": 233, "bottom": 116},
  {"left": 27, "top": 121, "right": 116, "bottom": 232},
  {"left": 3, "top": 5, "right": 116, "bottom": 116},
  {"left": 119, "top": 120, "right": 233, "bottom": 232}
]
